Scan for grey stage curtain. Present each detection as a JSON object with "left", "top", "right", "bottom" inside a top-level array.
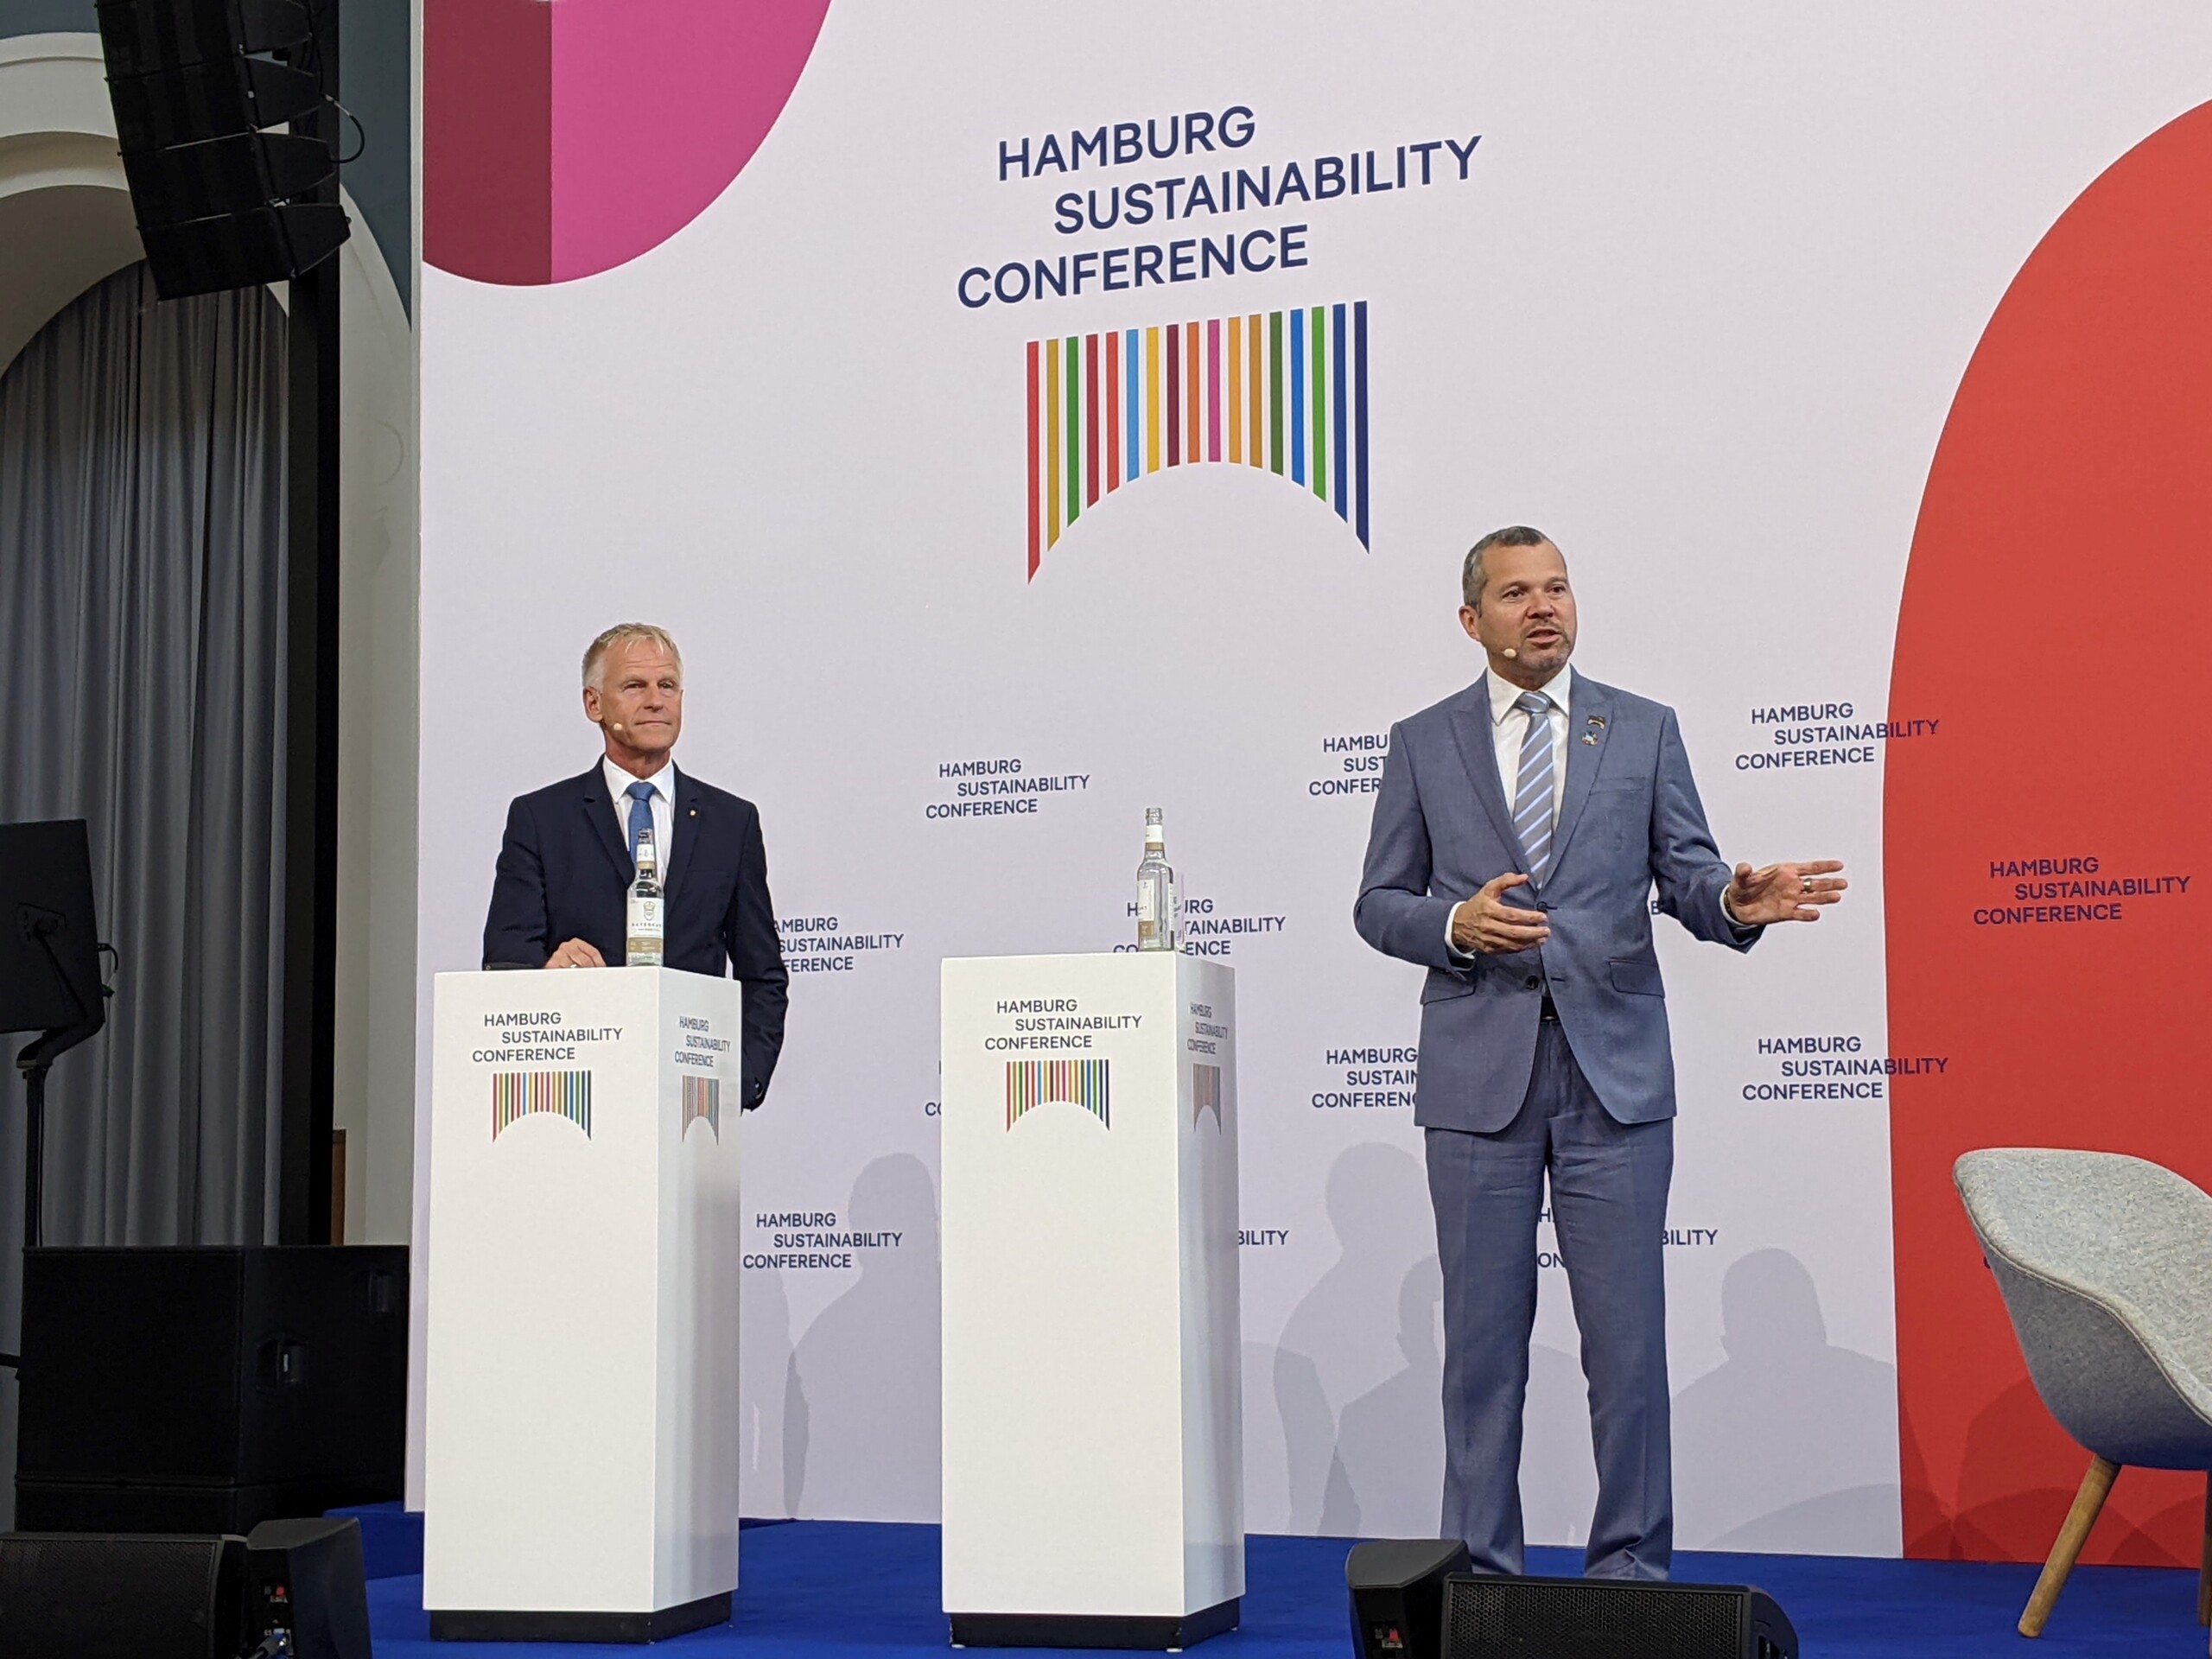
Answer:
[{"left": 0, "top": 263, "right": 289, "bottom": 1517}]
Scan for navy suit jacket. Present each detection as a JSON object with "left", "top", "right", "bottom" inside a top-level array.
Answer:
[
  {"left": 1355, "top": 672, "right": 1757, "bottom": 1131},
  {"left": 482, "top": 764, "right": 790, "bottom": 1109}
]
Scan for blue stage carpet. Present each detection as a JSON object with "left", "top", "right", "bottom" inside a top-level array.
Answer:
[{"left": 363, "top": 1520, "right": 2206, "bottom": 1656}]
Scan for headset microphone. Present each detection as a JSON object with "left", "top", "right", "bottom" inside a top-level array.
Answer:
[{"left": 1502, "top": 647, "right": 1518, "bottom": 659}]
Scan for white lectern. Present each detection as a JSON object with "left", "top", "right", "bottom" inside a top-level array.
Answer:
[
  {"left": 424, "top": 967, "right": 742, "bottom": 1643},
  {"left": 941, "top": 952, "right": 1243, "bottom": 1649}
]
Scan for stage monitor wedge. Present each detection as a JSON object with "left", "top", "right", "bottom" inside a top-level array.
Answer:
[
  {"left": 1347, "top": 1539, "right": 1471, "bottom": 1659},
  {"left": 0, "top": 1531, "right": 247, "bottom": 1659},
  {"left": 1441, "top": 1573, "right": 1798, "bottom": 1659},
  {"left": 244, "top": 1517, "right": 372, "bottom": 1659}
]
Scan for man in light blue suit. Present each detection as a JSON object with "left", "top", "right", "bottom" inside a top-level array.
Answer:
[{"left": 1354, "top": 526, "right": 1847, "bottom": 1580}]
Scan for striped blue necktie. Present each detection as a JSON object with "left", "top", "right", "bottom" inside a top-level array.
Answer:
[{"left": 1510, "top": 690, "right": 1557, "bottom": 881}]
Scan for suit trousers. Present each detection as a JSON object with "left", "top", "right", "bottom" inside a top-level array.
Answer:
[{"left": 1426, "top": 1019, "right": 1675, "bottom": 1579}]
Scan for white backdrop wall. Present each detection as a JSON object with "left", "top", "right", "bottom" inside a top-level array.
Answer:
[{"left": 412, "top": 3, "right": 2212, "bottom": 1552}]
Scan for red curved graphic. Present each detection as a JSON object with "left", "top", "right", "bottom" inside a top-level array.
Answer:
[
  {"left": 424, "top": 0, "right": 833, "bottom": 285},
  {"left": 1888, "top": 101, "right": 2212, "bottom": 1566}
]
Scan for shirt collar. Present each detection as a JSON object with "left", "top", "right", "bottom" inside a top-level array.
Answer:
[
  {"left": 1488, "top": 662, "right": 1572, "bottom": 727},
  {"left": 603, "top": 754, "right": 677, "bottom": 802}
]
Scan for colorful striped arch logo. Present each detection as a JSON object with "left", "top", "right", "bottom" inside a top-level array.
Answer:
[
  {"left": 1006, "top": 1059, "right": 1110, "bottom": 1130},
  {"left": 1193, "top": 1063, "right": 1224, "bottom": 1129},
  {"left": 491, "top": 1070, "right": 592, "bottom": 1140},
  {"left": 681, "top": 1076, "right": 721, "bottom": 1141},
  {"left": 1026, "top": 302, "right": 1371, "bottom": 579}
]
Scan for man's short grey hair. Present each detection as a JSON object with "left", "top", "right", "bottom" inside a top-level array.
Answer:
[
  {"left": 582, "top": 623, "right": 683, "bottom": 690},
  {"left": 1462, "top": 525, "right": 1558, "bottom": 609}
]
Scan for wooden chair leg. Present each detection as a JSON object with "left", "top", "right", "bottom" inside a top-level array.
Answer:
[{"left": 2018, "top": 1455, "right": 2119, "bottom": 1638}]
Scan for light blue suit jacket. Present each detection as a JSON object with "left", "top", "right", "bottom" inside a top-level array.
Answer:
[{"left": 1355, "top": 672, "right": 1758, "bottom": 1132}]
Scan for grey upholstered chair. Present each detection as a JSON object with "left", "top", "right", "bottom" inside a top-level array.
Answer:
[{"left": 1954, "top": 1148, "right": 2212, "bottom": 1651}]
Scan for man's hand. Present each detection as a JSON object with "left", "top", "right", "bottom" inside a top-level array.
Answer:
[
  {"left": 544, "top": 938, "right": 607, "bottom": 969},
  {"left": 1450, "top": 872, "right": 1552, "bottom": 955},
  {"left": 1723, "top": 860, "right": 1848, "bottom": 925}
]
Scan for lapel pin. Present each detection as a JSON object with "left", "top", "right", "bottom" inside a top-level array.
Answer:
[
  {"left": 1586, "top": 714, "right": 1605, "bottom": 728},
  {"left": 689, "top": 808, "right": 697, "bottom": 817},
  {"left": 1581, "top": 732, "right": 1599, "bottom": 746}
]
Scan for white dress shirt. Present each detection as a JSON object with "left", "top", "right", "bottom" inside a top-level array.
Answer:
[
  {"left": 1487, "top": 662, "right": 1572, "bottom": 826},
  {"left": 603, "top": 755, "right": 677, "bottom": 872},
  {"left": 1446, "top": 664, "right": 1573, "bottom": 957}
]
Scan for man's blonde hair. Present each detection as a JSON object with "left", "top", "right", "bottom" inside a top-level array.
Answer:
[{"left": 582, "top": 623, "right": 683, "bottom": 690}]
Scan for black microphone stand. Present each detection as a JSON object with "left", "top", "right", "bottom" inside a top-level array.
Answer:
[{"left": 0, "top": 920, "right": 109, "bottom": 1375}]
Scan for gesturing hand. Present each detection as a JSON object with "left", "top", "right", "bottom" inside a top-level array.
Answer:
[
  {"left": 544, "top": 938, "right": 607, "bottom": 969},
  {"left": 1450, "top": 872, "right": 1551, "bottom": 956},
  {"left": 1724, "top": 860, "right": 1848, "bottom": 925}
]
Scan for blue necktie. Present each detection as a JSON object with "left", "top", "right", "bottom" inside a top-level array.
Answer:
[
  {"left": 626, "top": 779, "right": 655, "bottom": 861},
  {"left": 1510, "top": 691, "right": 1557, "bottom": 882}
]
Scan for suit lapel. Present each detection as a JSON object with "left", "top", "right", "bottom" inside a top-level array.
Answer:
[
  {"left": 664, "top": 772, "right": 702, "bottom": 906},
  {"left": 1547, "top": 675, "right": 1613, "bottom": 880},
  {"left": 1448, "top": 677, "right": 1523, "bottom": 860},
  {"left": 578, "top": 765, "right": 631, "bottom": 886}
]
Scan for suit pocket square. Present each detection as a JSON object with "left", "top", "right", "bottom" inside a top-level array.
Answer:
[{"left": 1607, "top": 957, "right": 1665, "bottom": 996}]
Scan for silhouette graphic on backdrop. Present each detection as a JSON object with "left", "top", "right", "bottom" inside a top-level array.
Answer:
[
  {"left": 738, "top": 1230, "right": 799, "bottom": 1516},
  {"left": 1334, "top": 1256, "right": 1446, "bottom": 1535},
  {"left": 1671, "top": 1248, "right": 1897, "bottom": 1552},
  {"left": 785, "top": 1154, "right": 940, "bottom": 1521},
  {"left": 1274, "top": 1142, "right": 1432, "bottom": 1533}
]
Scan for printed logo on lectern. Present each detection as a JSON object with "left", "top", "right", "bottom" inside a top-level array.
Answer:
[
  {"left": 682, "top": 1076, "right": 721, "bottom": 1141},
  {"left": 1025, "top": 301, "right": 1371, "bottom": 579},
  {"left": 1192, "top": 1063, "right": 1223, "bottom": 1129},
  {"left": 1006, "top": 1059, "right": 1110, "bottom": 1130},
  {"left": 491, "top": 1071, "right": 592, "bottom": 1140}
]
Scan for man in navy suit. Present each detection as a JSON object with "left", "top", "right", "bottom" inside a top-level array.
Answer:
[
  {"left": 1355, "top": 527, "right": 1846, "bottom": 1579},
  {"left": 483, "top": 623, "right": 789, "bottom": 1109}
]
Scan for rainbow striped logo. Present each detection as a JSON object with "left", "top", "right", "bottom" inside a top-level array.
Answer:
[
  {"left": 491, "top": 1070, "right": 592, "bottom": 1140},
  {"left": 681, "top": 1075, "right": 721, "bottom": 1141},
  {"left": 1007, "top": 1059, "right": 1110, "bottom": 1130},
  {"left": 1193, "top": 1063, "right": 1224, "bottom": 1130},
  {"left": 1025, "top": 301, "right": 1370, "bottom": 578}
]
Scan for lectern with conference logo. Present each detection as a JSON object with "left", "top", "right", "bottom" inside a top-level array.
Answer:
[
  {"left": 424, "top": 967, "right": 742, "bottom": 1643},
  {"left": 941, "top": 951, "right": 1243, "bottom": 1649}
]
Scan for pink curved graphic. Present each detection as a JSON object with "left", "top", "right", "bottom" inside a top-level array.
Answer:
[{"left": 426, "top": 0, "right": 833, "bottom": 285}]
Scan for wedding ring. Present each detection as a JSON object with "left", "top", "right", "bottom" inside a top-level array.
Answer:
[{"left": 1801, "top": 877, "right": 1814, "bottom": 894}]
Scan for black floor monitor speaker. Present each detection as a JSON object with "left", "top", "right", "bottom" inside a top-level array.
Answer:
[
  {"left": 94, "top": 0, "right": 350, "bottom": 297},
  {"left": 0, "top": 1519, "right": 370, "bottom": 1659},
  {"left": 244, "top": 1516, "right": 372, "bottom": 1659},
  {"left": 1441, "top": 1573, "right": 1798, "bottom": 1659},
  {"left": 0, "top": 1531, "right": 246, "bottom": 1659},
  {"left": 14, "top": 1247, "right": 407, "bottom": 1535},
  {"left": 1347, "top": 1539, "right": 1472, "bottom": 1659}
]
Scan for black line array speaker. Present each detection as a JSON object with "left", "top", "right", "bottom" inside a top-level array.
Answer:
[
  {"left": 1440, "top": 1573, "right": 1799, "bottom": 1659},
  {"left": 1346, "top": 1539, "right": 1471, "bottom": 1659},
  {"left": 93, "top": 0, "right": 350, "bottom": 298},
  {"left": 14, "top": 1247, "right": 407, "bottom": 1535}
]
